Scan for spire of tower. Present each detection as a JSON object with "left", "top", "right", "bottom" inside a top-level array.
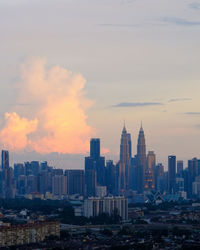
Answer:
[
  {"left": 140, "top": 121, "right": 144, "bottom": 132},
  {"left": 122, "top": 120, "right": 127, "bottom": 133}
]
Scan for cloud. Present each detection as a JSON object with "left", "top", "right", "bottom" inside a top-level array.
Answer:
[
  {"left": 0, "top": 112, "right": 38, "bottom": 151},
  {"left": 195, "top": 124, "right": 200, "bottom": 129},
  {"left": 98, "top": 23, "right": 137, "bottom": 28},
  {"left": 120, "top": 0, "right": 136, "bottom": 4},
  {"left": 0, "top": 58, "right": 95, "bottom": 154},
  {"left": 161, "top": 17, "right": 200, "bottom": 26},
  {"left": 184, "top": 112, "right": 200, "bottom": 115},
  {"left": 189, "top": 2, "right": 200, "bottom": 10},
  {"left": 113, "top": 102, "right": 163, "bottom": 107},
  {"left": 168, "top": 98, "right": 191, "bottom": 102}
]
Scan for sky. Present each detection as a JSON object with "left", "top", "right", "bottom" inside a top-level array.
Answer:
[{"left": 0, "top": 0, "right": 200, "bottom": 169}]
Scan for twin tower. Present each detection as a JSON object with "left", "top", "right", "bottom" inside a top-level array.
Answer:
[{"left": 119, "top": 124, "right": 154, "bottom": 193}]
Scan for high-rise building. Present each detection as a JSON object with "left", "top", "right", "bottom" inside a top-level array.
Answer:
[
  {"left": 4, "top": 167, "right": 15, "bottom": 198},
  {"left": 177, "top": 160, "right": 183, "bottom": 176},
  {"left": 188, "top": 158, "right": 199, "bottom": 197},
  {"left": 85, "top": 166, "right": 96, "bottom": 197},
  {"left": 119, "top": 125, "right": 131, "bottom": 191},
  {"left": 83, "top": 196, "right": 128, "bottom": 221},
  {"left": 85, "top": 138, "right": 105, "bottom": 197},
  {"left": 90, "top": 138, "right": 100, "bottom": 160},
  {"left": 65, "top": 170, "right": 84, "bottom": 196},
  {"left": 136, "top": 125, "right": 146, "bottom": 193},
  {"left": 144, "top": 151, "right": 156, "bottom": 190},
  {"left": 154, "top": 163, "right": 164, "bottom": 191},
  {"left": 52, "top": 175, "right": 67, "bottom": 198},
  {"left": 129, "top": 156, "right": 137, "bottom": 191},
  {"left": 14, "top": 163, "right": 25, "bottom": 179},
  {"left": 27, "top": 175, "right": 38, "bottom": 194},
  {"left": 1, "top": 150, "right": 9, "bottom": 169},
  {"left": 105, "top": 160, "right": 118, "bottom": 195},
  {"left": 168, "top": 155, "right": 176, "bottom": 194}
]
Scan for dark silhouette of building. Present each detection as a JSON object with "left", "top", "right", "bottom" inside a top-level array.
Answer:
[
  {"left": 130, "top": 156, "right": 137, "bottom": 191},
  {"left": 144, "top": 151, "right": 156, "bottom": 190},
  {"left": 90, "top": 138, "right": 100, "bottom": 159},
  {"left": 65, "top": 170, "right": 84, "bottom": 195},
  {"left": 154, "top": 163, "right": 164, "bottom": 191},
  {"left": 177, "top": 160, "right": 183, "bottom": 177},
  {"left": 168, "top": 155, "right": 176, "bottom": 194},
  {"left": 1, "top": 150, "right": 9, "bottom": 169},
  {"left": 119, "top": 125, "right": 132, "bottom": 191},
  {"left": 136, "top": 125, "right": 146, "bottom": 193},
  {"left": 188, "top": 158, "right": 199, "bottom": 197},
  {"left": 85, "top": 138, "right": 105, "bottom": 197},
  {"left": 105, "top": 160, "right": 118, "bottom": 195}
]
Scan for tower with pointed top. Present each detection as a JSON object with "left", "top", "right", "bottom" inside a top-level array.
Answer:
[
  {"left": 119, "top": 124, "right": 132, "bottom": 191},
  {"left": 136, "top": 125, "right": 146, "bottom": 193}
]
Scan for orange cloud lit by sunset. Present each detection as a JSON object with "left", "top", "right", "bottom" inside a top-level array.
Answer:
[{"left": 0, "top": 58, "right": 95, "bottom": 154}]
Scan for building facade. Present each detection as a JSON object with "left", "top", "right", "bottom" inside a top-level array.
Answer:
[{"left": 83, "top": 196, "right": 128, "bottom": 221}]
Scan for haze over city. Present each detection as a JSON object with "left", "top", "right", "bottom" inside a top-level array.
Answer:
[{"left": 1, "top": 0, "right": 200, "bottom": 168}]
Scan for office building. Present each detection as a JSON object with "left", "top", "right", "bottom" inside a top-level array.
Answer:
[
  {"left": 65, "top": 170, "right": 84, "bottom": 195},
  {"left": 144, "top": 151, "right": 156, "bottom": 190},
  {"left": 168, "top": 155, "right": 176, "bottom": 194},
  {"left": 177, "top": 160, "right": 183, "bottom": 176},
  {"left": 188, "top": 158, "right": 199, "bottom": 197},
  {"left": 1, "top": 150, "right": 9, "bottom": 169},
  {"left": 52, "top": 175, "right": 67, "bottom": 198},
  {"left": 119, "top": 125, "right": 131, "bottom": 191},
  {"left": 85, "top": 138, "right": 105, "bottom": 196},
  {"left": 136, "top": 125, "right": 146, "bottom": 193},
  {"left": 83, "top": 196, "right": 128, "bottom": 221}
]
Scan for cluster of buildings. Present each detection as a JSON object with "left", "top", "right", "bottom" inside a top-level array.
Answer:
[
  {"left": 0, "top": 221, "right": 60, "bottom": 247},
  {"left": 0, "top": 124, "right": 200, "bottom": 204},
  {"left": 84, "top": 125, "right": 200, "bottom": 201},
  {"left": 0, "top": 150, "right": 84, "bottom": 199}
]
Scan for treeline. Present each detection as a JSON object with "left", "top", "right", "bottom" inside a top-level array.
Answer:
[
  {"left": 0, "top": 198, "right": 121, "bottom": 225},
  {"left": 60, "top": 208, "right": 121, "bottom": 225},
  {"left": 0, "top": 198, "right": 71, "bottom": 214}
]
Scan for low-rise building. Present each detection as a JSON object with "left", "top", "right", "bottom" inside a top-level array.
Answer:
[{"left": 0, "top": 221, "right": 60, "bottom": 247}]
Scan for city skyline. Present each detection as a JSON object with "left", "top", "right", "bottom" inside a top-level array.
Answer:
[{"left": 1, "top": 0, "right": 200, "bottom": 168}]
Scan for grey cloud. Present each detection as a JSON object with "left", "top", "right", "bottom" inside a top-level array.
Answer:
[
  {"left": 185, "top": 112, "right": 200, "bottom": 115},
  {"left": 196, "top": 124, "right": 200, "bottom": 129},
  {"left": 169, "top": 98, "right": 191, "bottom": 102},
  {"left": 98, "top": 23, "right": 137, "bottom": 28},
  {"left": 161, "top": 17, "right": 200, "bottom": 26},
  {"left": 113, "top": 102, "right": 163, "bottom": 107},
  {"left": 189, "top": 2, "right": 200, "bottom": 10},
  {"left": 120, "top": 0, "right": 136, "bottom": 4},
  {"left": 15, "top": 103, "right": 31, "bottom": 106}
]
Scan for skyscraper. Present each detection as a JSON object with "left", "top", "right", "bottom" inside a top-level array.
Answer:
[
  {"left": 90, "top": 139, "right": 100, "bottom": 160},
  {"left": 1, "top": 150, "right": 9, "bottom": 169},
  {"left": 136, "top": 125, "right": 146, "bottom": 193},
  {"left": 168, "top": 155, "right": 176, "bottom": 194},
  {"left": 144, "top": 151, "right": 156, "bottom": 190},
  {"left": 154, "top": 163, "right": 164, "bottom": 191},
  {"left": 85, "top": 138, "right": 105, "bottom": 197},
  {"left": 188, "top": 158, "right": 199, "bottom": 197},
  {"left": 177, "top": 160, "right": 183, "bottom": 176},
  {"left": 65, "top": 170, "right": 84, "bottom": 195},
  {"left": 119, "top": 125, "right": 131, "bottom": 191}
]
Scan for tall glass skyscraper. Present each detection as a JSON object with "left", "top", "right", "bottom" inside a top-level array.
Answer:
[
  {"left": 168, "top": 155, "right": 176, "bottom": 194},
  {"left": 1, "top": 150, "right": 9, "bottom": 170},
  {"left": 145, "top": 151, "right": 156, "bottom": 190},
  {"left": 136, "top": 125, "right": 146, "bottom": 193},
  {"left": 90, "top": 138, "right": 100, "bottom": 160},
  {"left": 85, "top": 138, "right": 105, "bottom": 197},
  {"left": 119, "top": 125, "right": 131, "bottom": 191}
]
